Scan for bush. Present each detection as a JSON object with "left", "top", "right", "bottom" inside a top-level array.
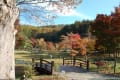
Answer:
[{"left": 24, "top": 65, "right": 33, "bottom": 78}]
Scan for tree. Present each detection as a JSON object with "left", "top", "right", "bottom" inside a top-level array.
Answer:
[
  {"left": 60, "top": 33, "right": 88, "bottom": 56},
  {"left": 0, "top": 0, "right": 81, "bottom": 79},
  {"left": 0, "top": 0, "right": 18, "bottom": 79},
  {"left": 57, "top": 20, "right": 91, "bottom": 39},
  {"left": 37, "top": 38, "right": 47, "bottom": 50},
  {"left": 91, "top": 6, "right": 120, "bottom": 74},
  {"left": 18, "top": 0, "right": 82, "bottom": 25},
  {"left": 91, "top": 7, "right": 120, "bottom": 49}
]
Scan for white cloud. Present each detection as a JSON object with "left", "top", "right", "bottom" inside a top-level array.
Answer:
[
  {"left": 45, "top": 5, "right": 93, "bottom": 20},
  {"left": 31, "top": 2, "right": 93, "bottom": 20},
  {"left": 56, "top": 8, "right": 93, "bottom": 20}
]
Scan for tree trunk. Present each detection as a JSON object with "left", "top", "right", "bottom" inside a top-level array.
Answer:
[
  {"left": 114, "top": 50, "right": 117, "bottom": 74},
  {"left": 0, "top": 0, "right": 18, "bottom": 79}
]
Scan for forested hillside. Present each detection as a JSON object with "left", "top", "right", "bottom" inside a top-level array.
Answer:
[
  {"left": 16, "top": 20, "right": 92, "bottom": 49},
  {"left": 21, "top": 20, "right": 92, "bottom": 42}
]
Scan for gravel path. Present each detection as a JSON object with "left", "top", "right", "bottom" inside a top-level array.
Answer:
[{"left": 56, "top": 66, "right": 120, "bottom": 80}]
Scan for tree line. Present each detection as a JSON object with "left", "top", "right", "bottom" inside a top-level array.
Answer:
[{"left": 21, "top": 20, "right": 91, "bottom": 42}]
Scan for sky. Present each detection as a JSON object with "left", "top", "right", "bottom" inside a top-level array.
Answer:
[{"left": 20, "top": 0, "right": 120, "bottom": 26}]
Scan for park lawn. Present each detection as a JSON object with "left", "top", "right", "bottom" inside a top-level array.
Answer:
[
  {"left": 89, "top": 60, "right": 120, "bottom": 74},
  {"left": 15, "top": 50, "right": 63, "bottom": 79},
  {"left": 15, "top": 50, "right": 64, "bottom": 69},
  {"left": 15, "top": 50, "right": 120, "bottom": 79},
  {"left": 32, "top": 74, "right": 66, "bottom": 80}
]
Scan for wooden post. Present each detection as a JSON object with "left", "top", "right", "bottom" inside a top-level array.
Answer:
[
  {"left": 86, "top": 60, "right": 89, "bottom": 71},
  {"left": 63, "top": 58, "right": 65, "bottom": 65},
  {"left": 40, "top": 58, "right": 42, "bottom": 68},
  {"left": 32, "top": 58, "right": 35, "bottom": 63},
  {"left": 51, "top": 61, "right": 54, "bottom": 74},
  {"left": 85, "top": 54, "right": 89, "bottom": 71},
  {"left": 32, "top": 58, "right": 35, "bottom": 69},
  {"left": 114, "top": 50, "right": 117, "bottom": 74},
  {"left": 80, "top": 63, "right": 82, "bottom": 68},
  {"left": 73, "top": 56, "right": 76, "bottom": 66},
  {"left": 71, "top": 57, "right": 73, "bottom": 64}
]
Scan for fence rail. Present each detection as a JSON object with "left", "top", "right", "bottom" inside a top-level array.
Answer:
[{"left": 63, "top": 57, "right": 89, "bottom": 70}]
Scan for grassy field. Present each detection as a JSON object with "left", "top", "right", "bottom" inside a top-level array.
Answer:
[
  {"left": 15, "top": 50, "right": 65, "bottom": 79},
  {"left": 15, "top": 50, "right": 120, "bottom": 79}
]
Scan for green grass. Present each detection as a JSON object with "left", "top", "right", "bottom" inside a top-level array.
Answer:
[
  {"left": 15, "top": 50, "right": 120, "bottom": 79},
  {"left": 89, "top": 60, "right": 120, "bottom": 74},
  {"left": 32, "top": 75, "right": 66, "bottom": 80},
  {"left": 15, "top": 50, "right": 64, "bottom": 79}
]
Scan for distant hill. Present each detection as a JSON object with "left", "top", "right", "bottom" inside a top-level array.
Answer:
[{"left": 20, "top": 20, "right": 92, "bottom": 42}]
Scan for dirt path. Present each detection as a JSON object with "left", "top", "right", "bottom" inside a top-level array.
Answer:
[{"left": 56, "top": 66, "right": 120, "bottom": 80}]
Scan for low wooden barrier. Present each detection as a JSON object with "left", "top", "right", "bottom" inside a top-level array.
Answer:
[
  {"left": 63, "top": 57, "right": 89, "bottom": 70},
  {"left": 32, "top": 58, "right": 54, "bottom": 75}
]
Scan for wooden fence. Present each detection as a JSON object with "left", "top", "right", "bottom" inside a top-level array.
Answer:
[{"left": 63, "top": 57, "right": 89, "bottom": 70}]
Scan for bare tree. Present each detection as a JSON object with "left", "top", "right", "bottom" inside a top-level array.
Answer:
[
  {"left": 0, "top": 0, "right": 81, "bottom": 79},
  {"left": 18, "top": 0, "right": 82, "bottom": 25}
]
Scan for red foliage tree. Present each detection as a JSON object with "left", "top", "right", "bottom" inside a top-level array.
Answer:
[
  {"left": 61, "top": 33, "right": 88, "bottom": 56},
  {"left": 91, "top": 6, "right": 120, "bottom": 49},
  {"left": 47, "top": 42, "right": 55, "bottom": 50}
]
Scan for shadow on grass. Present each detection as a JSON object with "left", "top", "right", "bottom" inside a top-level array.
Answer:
[
  {"left": 15, "top": 59, "right": 32, "bottom": 65},
  {"left": 15, "top": 66, "right": 24, "bottom": 79},
  {"left": 21, "top": 52, "right": 71, "bottom": 60}
]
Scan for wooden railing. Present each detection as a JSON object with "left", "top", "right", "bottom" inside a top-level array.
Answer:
[
  {"left": 32, "top": 58, "right": 54, "bottom": 75},
  {"left": 63, "top": 57, "right": 89, "bottom": 70}
]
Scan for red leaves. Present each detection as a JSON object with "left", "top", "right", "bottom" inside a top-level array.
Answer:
[
  {"left": 30, "top": 38, "right": 37, "bottom": 47},
  {"left": 96, "top": 14, "right": 111, "bottom": 24},
  {"left": 47, "top": 42, "right": 55, "bottom": 50},
  {"left": 61, "top": 33, "right": 87, "bottom": 56},
  {"left": 91, "top": 6, "right": 120, "bottom": 49},
  {"left": 103, "top": 29, "right": 120, "bottom": 36},
  {"left": 95, "top": 61, "right": 105, "bottom": 66},
  {"left": 71, "top": 33, "right": 80, "bottom": 40}
]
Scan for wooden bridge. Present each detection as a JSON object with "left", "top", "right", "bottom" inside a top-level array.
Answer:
[
  {"left": 32, "top": 58, "right": 54, "bottom": 75},
  {"left": 63, "top": 57, "right": 90, "bottom": 71}
]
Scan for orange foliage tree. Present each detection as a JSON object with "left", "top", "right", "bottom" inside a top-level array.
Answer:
[{"left": 61, "top": 33, "right": 88, "bottom": 56}]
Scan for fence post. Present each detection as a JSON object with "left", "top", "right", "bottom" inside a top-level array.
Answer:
[
  {"left": 40, "top": 58, "right": 42, "bottom": 68},
  {"left": 73, "top": 56, "right": 76, "bottom": 66},
  {"left": 113, "top": 50, "right": 117, "bottom": 74},
  {"left": 51, "top": 61, "right": 54, "bottom": 74},
  {"left": 86, "top": 60, "right": 89, "bottom": 71},
  {"left": 63, "top": 57, "right": 65, "bottom": 65},
  {"left": 32, "top": 58, "right": 35, "bottom": 70}
]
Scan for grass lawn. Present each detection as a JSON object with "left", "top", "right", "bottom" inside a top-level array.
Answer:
[
  {"left": 15, "top": 50, "right": 64, "bottom": 79},
  {"left": 15, "top": 50, "right": 120, "bottom": 79}
]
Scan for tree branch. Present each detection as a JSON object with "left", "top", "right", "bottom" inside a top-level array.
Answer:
[
  {"left": 3, "top": 0, "right": 10, "bottom": 7},
  {"left": 17, "top": 0, "right": 60, "bottom": 6}
]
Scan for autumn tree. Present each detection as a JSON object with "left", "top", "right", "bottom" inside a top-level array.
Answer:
[
  {"left": 37, "top": 38, "right": 47, "bottom": 50},
  {"left": 46, "top": 42, "right": 56, "bottom": 51},
  {"left": 61, "top": 33, "right": 88, "bottom": 56},
  {"left": 91, "top": 6, "right": 120, "bottom": 73},
  {"left": 57, "top": 20, "right": 91, "bottom": 39},
  {"left": 15, "top": 20, "right": 33, "bottom": 50},
  {"left": 91, "top": 6, "right": 120, "bottom": 50},
  {"left": 0, "top": 0, "right": 81, "bottom": 79}
]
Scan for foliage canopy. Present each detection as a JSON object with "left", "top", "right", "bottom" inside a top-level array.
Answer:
[{"left": 91, "top": 7, "right": 120, "bottom": 49}]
